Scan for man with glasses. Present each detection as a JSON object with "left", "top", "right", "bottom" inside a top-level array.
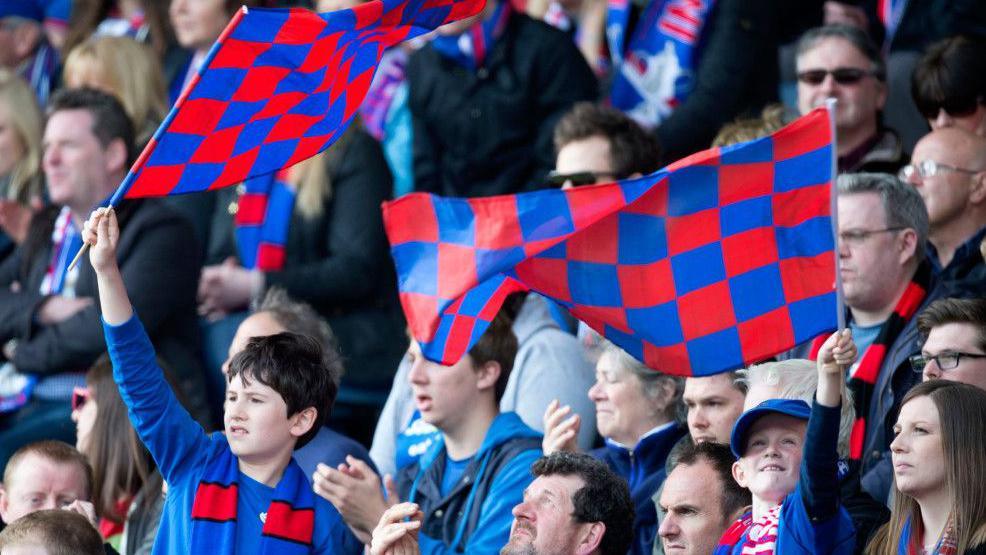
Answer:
[
  {"left": 550, "top": 102, "right": 662, "bottom": 190},
  {"left": 786, "top": 173, "right": 941, "bottom": 504},
  {"left": 899, "top": 127, "right": 986, "bottom": 294},
  {"left": 912, "top": 297, "right": 986, "bottom": 392},
  {"left": 795, "top": 25, "right": 905, "bottom": 174}
]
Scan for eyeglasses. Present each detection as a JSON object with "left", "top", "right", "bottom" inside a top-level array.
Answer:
[
  {"left": 916, "top": 95, "right": 984, "bottom": 120},
  {"left": 838, "top": 227, "right": 905, "bottom": 245},
  {"left": 544, "top": 171, "right": 618, "bottom": 188},
  {"left": 71, "top": 386, "right": 90, "bottom": 411},
  {"left": 910, "top": 352, "right": 986, "bottom": 373},
  {"left": 898, "top": 159, "right": 981, "bottom": 181},
  {"left": 796, "top": 67, "right": 881, "bottom": 86}
]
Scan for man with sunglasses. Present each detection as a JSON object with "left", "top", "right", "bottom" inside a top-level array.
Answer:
[
  {"left": 549, "top": 102, "right": 661, "bottom": 190},
  {"left": 795, "top": 25, "right": 905, "bottom": 174},
  {"left": 900, "top": 127, "right": 986, "bottom": 295},
  {"left": 914, "top": 297, "right": 986, "bottom": 392}
]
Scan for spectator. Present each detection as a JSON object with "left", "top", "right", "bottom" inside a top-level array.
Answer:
[
  {"left": 912, "top": 35, "right": 986, "bottom": 138},
  {"left": 369, "top": 452, "right": 635, "bottom": 555},
  {"left": 72, "top": 355, "right": 164, "bottom": 551},
  {"left": 524, "top": 0, "right": 607, "bottom": 73},
  {"left": 62, "top": 35, "right": 168, "bottom": 150},
  {"left": 0, "top": 88, "right": 205, "bottom": 470},
  {"left": 796, "top": 25, "right": 904, "bottom": 174},
  {"left": 717, "top": 331, "right": 857, "bottom": 554},
  {"left": 683, "top": 372, "right": 746, "bottom": 445},
  {"left": 222, "top": 288, "right": 377, "bottom": 480},
  {"left": 900, "top": 127, "right": 986, "bottom": 293},
  {"left": 85, "top": 206, "right": 362, "bottom": 554},
  {"left": 740, "top": 359, "right": 890, "bottom": 553},
  {"left": 914, "top": 297, "right": 986, "bottom": 392},
  {"left": 711, "top": 104, "right": 788, "bottom": 148},
  {"left": 0, "top": 509, "right": 104, "bottom": 555},
  {"left": 314, "top": 310, "right": 542, "bottom": 553},
  {"left": 544, "top": 342, "right": 686, "bottom": 555},
  {"left": 199, "top": 121, "right": 407, "bottom": 428},
  {"left": 0, "top": 440, "right": 92, "bottom": 526},
  {"left": 815, "top": 172, "right": 937, "bottom": 504},
  {"left": 0, "top": 2, "right": 57, "bottom": 107},
  {"left": 865, "top": 380, "right": 986, "bottom": 554},
  {"left": 370, "top": 292, "right": 596, "bottom": 477},
  {"left": 657, "top": 442, "right": 751, "bottom": 555},
  {"left": 550, "top": 102, "right": 662, "bottom": 189},
  {"left": 408, "top": 0, "right": 597, "bottom": 197},
  {"left": 0, "top": 70, "right": 44, "bottom": 258}
]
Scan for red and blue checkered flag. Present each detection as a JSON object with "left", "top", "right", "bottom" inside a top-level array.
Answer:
[
  {"left": 383, "top": 107, "right": 840, "bottom": 376},
  {"left": 104, "top": 0, "right": 484, "bottom": 204}
]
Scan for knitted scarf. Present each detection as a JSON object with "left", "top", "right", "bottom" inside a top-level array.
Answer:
[
  {"left": 190, "top": 445, "right": 315, "bottom": 554},
  {"left": 235, "top": 170, "right": 295, "bottom": 272},
  {"left": 714, "top": 510, "right": 753, "bottom": 555},
  {"left": 740, "top": 505, "right": 781, "bottom": 555},
  {"left": 900, "top": 516, "right": 958, "bottom": 555},
  {"left": 809, "top": 262, "right": 930, "bottom": 460}
]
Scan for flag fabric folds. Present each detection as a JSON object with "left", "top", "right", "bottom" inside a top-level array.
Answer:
[
  {"left": 108, "top": 0, "right": 484, "bottom": 204},
  {"left": 383, "top": 107, "right": 839, "bottom": 376}
]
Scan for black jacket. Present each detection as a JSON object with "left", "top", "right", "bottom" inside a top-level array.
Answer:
[
  {"left": 408, "top": 13, "right": 598, "bottom": 198},
  {"left": 0, "top": 199, "right": 207, "bottom": 420},
  {"left": 207, "top": 128, "right": 407, "bottom": 390}
]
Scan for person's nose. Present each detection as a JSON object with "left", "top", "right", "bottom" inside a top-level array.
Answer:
[
  {"left": 923, "top": 357, "right": 942, "bottom": 381},
  {"left": 658, "top": 512, "right": 679, "bottom": 539},
  {"left": 408, "top": 357, "right": 429, "bottom": 385},
  {"left": 588, "top": 380, "right": 605, "bottom": 403}
]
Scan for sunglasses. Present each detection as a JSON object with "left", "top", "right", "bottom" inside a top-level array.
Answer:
[
  {"left": 71, "top": 386, "right": 90, "bottom": 411},
  {"left": 916, "top": 96, "right": 984, "bottom": 120},
  {"left": 796, "top": 67, "right": 880, "bottom": 86},
  {"left": 544, "top": 171, "right": 617, "bottom": 188}
]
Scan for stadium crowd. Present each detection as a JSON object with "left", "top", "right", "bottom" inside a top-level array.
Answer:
[{"left": 0, "top": 0, "right": 985, "bottom": 554}]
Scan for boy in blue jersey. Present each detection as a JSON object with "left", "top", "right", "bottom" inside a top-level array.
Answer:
[
  {"left": 83, "top": 207, "right": 360, "bottom": 554},
  {"left": 716, "top": 330, "right": 859, "bottom": 555}
]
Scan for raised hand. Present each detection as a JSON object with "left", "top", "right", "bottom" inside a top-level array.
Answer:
[
  {"left": 370, "top": 503, "right": 423, "bottom": 555},
  {"left": 816, "top": 329, "right": 856, "bottom": 408},
  {"left": 542, "top": 399, "right": 580, "bottom": 455},
  {"left": 313, "top": 455, "right": 394, "bottom": 544},
  {"left": 81, "top": 207, "right": 120, "bottom": 275}
]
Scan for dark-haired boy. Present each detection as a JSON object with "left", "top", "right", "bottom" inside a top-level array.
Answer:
[{"left": 83, "top": 207, "right": 359, "bottom": 554}]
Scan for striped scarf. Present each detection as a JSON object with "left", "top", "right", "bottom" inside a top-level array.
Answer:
[
  {"left": 900, "top": 516, "right": 958, "bottom": 555},
  {"left": 190, "top": 445, "right": 315, "bottom": 554},
  {"left": 740, "top": 505, "right": 781, "bottom": 555},
  {"left": 431, "top": 0, "right": 512, "bottom": 70},
  {"left": 39, "top": 207, "right": 82, "bottom": 295},
  {"left": 234, "top": 170, "right": 295, "bottom": 272},
  {"left": 810, "top": 262, "right": 930, "bottom": 460},
  {"left": 714, "top": 510, "right": 753, "bottom": 555}
]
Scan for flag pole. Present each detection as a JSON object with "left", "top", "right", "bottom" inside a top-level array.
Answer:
[{"left": 826, "top": 98, "right": 846, "bottom": 331}]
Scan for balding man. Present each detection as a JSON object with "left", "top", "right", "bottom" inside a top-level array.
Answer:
[{"left": 901, "top": 127, "right": 986, "bottom": 294}]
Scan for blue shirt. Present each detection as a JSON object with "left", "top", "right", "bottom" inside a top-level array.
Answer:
[
  {"left": 440, "top": 456, "right": 473, "bottom": 496},
  {"left": 235, "top": 472, "right": 275, "bottom": 555}
]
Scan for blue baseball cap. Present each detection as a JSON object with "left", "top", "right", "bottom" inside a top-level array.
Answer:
[
  {"left": 0, "top": 1, "right": 44, "bottom": 22},
  {"left": 730, "top": 399, "right": 811, "bottom": 458}
]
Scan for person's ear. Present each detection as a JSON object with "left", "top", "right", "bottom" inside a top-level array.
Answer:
[
  {"left": 875, "top": 79, "right": 888, "bottom": 111},
  {"left": 575, "top": 521, "right": 606, "bottom": 555},
  {"left": 970, "top": 171, "right": 986, "bottom": 205},
  {"left": 0, "top": 484, "right": 11, "bottom": 523},
  {"left": 289, "top": 406, "right": 318, "bottom": 439},
  {"left": 897, "top": 228, "right": 919, "bottom": 266},
  {"left": 104, "top": 138, "right": 128, "bottom": 176},
  {"left": 732, "top": 459, "right": 749, "bottom": 489},
  {"left": 474, "top": 360, "right": 501, "bottom": 393}
]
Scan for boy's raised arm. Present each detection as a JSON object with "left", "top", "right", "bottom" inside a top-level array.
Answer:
[{"left": 84, "top": 208, "right": 209, "bottom": 481}]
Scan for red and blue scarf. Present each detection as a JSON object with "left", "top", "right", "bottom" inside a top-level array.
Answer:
[
  {"left": 606, "top": 0, "right": 714, "bottom": 127},
  {"left": 39, "top": 207, "right": 82, "bottom": 295},
  {"left": 900, "top": 516, "right": 958, "bottom": 555},
  {"left": 714, "top": 510, "right": 753, "bottom": 555},
  {"left": 430, "top": 0, "right": 512, "bottom": 71},
  {"left": 809, "top": 262, "right": 930, "bottom": 461},
  {"left": 235, "top": 170, "right": 295, "bottom": 272},
  {"left": 190, "top": 444, "right": 315, "bottom": 554}
]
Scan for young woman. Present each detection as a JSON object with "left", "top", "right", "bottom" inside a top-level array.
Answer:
[{"left": 866, "top": 380, "right": 986, "bottom": 554}]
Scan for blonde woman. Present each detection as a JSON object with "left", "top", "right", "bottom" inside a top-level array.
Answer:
[
  {"left": 0, "top": 70, "right": 44, "bottom": 253},
  {"left": 63, "top": 35, "right": 168, "bottom": 150}
]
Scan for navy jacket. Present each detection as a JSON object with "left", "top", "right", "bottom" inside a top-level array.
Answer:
[{"left": 593, "top": 422, "right": 687, "bottom": 555}]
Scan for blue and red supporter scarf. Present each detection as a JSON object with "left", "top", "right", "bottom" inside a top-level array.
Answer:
[
  {"left": 900, "top": 516, "right": 958, "bottom": 555},
  {"left": 39, "top": 207, "right": 82, "bottom": 295},
  {"left": 190, "top": 444, "right": 315, "bottom": 554},
  {"left": 430, "top": 0, "right": 512, "bottom": 71},
  {"left": 714, "top": 510, "right": 753, "bottom": 555},
  {"left": 809, "top": 262, "right": 930, "bottom": 461},
  {"left": 360, "top": 48, "right": 408, "bottom": 141},
  {"left": 235, "top": 170, "right": 295, "bottom": 272},
  {"left": 606, "top": 0, "right": 714, "bottom": 127},
  {"left": 877, "top": 0, "right": 908, "bottom": 49}
]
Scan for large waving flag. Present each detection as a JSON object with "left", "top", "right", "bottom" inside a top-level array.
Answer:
[
  {"left": 383, "top": 107, "right": 839, "bottom": 376},
  {"left": 106, "top": 0, "right": 484, "bottom": 204}
]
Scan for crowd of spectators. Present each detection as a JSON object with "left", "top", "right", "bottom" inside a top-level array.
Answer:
[{"left": 0, "top": 0, "right": 985, "bottom": 554}]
